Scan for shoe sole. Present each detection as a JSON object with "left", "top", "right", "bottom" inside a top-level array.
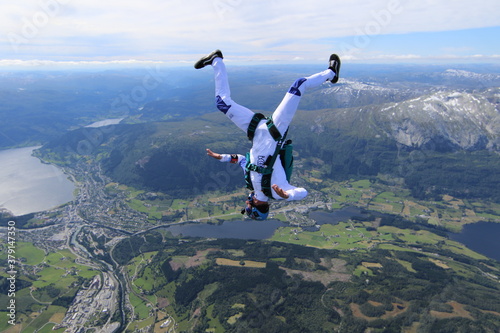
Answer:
[
  {"left": 329, "top": 54, "right": 341, "bottom": 83},
  {"left": 194, "top": 49, "right": 223, "bottom": 69}
]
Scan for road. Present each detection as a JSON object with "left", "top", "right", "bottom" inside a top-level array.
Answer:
[
  {"left": 12, "top": 156, "right": 326, "bottom": 332},
  {"left": 13, "top": 160, "right": 146, "bottom": 332}
]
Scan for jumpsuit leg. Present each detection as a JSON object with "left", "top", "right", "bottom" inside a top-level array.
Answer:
[
  {"left": 272, "top": 69, "right": 334, "bottom": 136},
  {"left": 213, "top": 58, "right": 254, "bottom": 132}
]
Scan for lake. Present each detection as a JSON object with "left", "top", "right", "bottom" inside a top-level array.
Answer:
[
  {"left": 165, "top": 207, "right": 365, "bottom": 239},
  {"left": 165, "top": 209, "right": 500, "bottom": 263},
  {"left": 308, "top": 206, "right": 366, "bottom": 227},
  {"left": 449, "top": 222, "right": 500, "bottom": 262},
  {"left": 0, "top": 146, "right": 75, "bottom": 216}
]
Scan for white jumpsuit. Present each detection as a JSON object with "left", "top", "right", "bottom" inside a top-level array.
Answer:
[{"left": 212, "top": 57, "right": 334, "bottom": 202}]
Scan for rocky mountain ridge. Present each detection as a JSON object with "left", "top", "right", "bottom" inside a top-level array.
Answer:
[
  {"left": 38, "top": 67, "right": 500, "bottom": 201},
  {"left": 378, "top": 88, "right": 500, "bottom": 151},
  {"left": 308, "top": 74, "right": 500, "bottom": 152}
]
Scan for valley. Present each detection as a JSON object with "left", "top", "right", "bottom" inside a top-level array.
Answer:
[
  {"left": 1, "top": 148, "right": 500, "bottom": 332},
  {"left": 1, "top": 64, "right": 500, "bottom": 332}
]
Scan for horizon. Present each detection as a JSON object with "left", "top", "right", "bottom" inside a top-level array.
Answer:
[{"left": 1, "top": 59, "right": 500, "bottom": 73}]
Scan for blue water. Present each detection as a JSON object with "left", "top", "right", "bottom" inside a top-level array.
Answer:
[
  {"left": 0, "top": 146, "right": 75, "bottom": 215},
  {"left": 166, "top": 209, "right": 500, "bottom": 263},
  {"left": 309, "top": 206, "right": 365, "bottom": 225},
  {"left": 165, "top": 207, "right": 363, "bottom": 240},
  {"left": 449, "top": 222, "right": 500, "bottom": 262},
  {"left": 167, "top": 219, "right": 288, "bottom": 239}
]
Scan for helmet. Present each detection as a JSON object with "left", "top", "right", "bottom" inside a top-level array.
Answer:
[{"left": 241, "top": 192, "right": 269, "bottom": 220}]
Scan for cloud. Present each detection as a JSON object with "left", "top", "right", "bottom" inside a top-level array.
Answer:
[
  {"left": 0, "top": 0, "right": 499, "bottom": 63},
  {"left": 0, "top": 59, "right": 168, "bottom": 70},
  {"left": 343, "top": 53, "right": 500, "bottom": 64}
]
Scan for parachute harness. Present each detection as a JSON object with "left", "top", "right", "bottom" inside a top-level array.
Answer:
[{"left": 244, "top": 113, "right": 293, "bottom": 199}]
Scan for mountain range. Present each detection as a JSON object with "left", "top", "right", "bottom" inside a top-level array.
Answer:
[
  {"left": 37, "top": 66, "right": 500, "bottom": 202},
  {"left": 3, "top": 64, "right": 500, "bottom": 333},
  {"left": 317, "top": 85, "right": 500, "bottom": 151}
]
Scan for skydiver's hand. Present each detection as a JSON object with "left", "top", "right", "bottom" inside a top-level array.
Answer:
[
  {"left": 206, "top": 148, "right": 222, "bottom": 160},
  {"left": 272, "top": 184, "right": 289, "bottom": 199}
]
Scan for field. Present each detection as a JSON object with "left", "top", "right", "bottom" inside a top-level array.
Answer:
[
  {"left": 215, "top": 258, "right": 266, "bottom": 268},
  {"left": 15, "top": 242, "right": 46, "bottom": 265},
  {"left": 268, "top": 216, "right": 492, "bottom": 283},
  {"left": 107, "top": 183, "right": 246, "bottom": 223},
  {"left": 270, "top": 222, "right": 375, "bottom": 250},
  {"left": 350, "top": 300, "right": 409, "bottom": 321},
  {"left": 430, "top": 301, "right": 474, "bottom": 320},
  {"left": 0, "top": 240, "right": 98, "bottom": 333},
  {"left": 104, "top": 171, "right": 500, "bottom": 236},
  {"left": 269, "top": 220, "right": 473, "bottom": 252},
  {"left": 119, "top": 226, "right": 500, "bottom": 332},
  {"left": 316, "top": 176, "right": 500, "bottom": 232},
  {"left": 2, "top": 173, "right": 499, "bottom": 332}
]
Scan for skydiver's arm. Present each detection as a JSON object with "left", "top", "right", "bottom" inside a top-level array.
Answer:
[
  {"left": 206, "top": 148, "right": 222, "bottom": 160},
  {"left": 284, "top": 187, "right": 308, "bottom": 201},
  {"left": 206, "top": 149, "right": 245, "bottom": 164},
  {"left": 272, "top": 184, "right": 307, "bottom": 201},
  {"left": 272, "top": 184, "right": 289, "bottom": 199}
]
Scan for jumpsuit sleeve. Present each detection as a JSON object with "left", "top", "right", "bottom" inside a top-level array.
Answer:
[
  {"left": 255, "top": 184, "right": 308, "bottom": 202},
  {"left": 219, "top": 154, "right": 245, "bottom": 163},
  {"left": 219, "top": 154, "right": 247, "bottom": 172},
  {"left": 285, "top": 187, "right": 308, "bottom": 201}
]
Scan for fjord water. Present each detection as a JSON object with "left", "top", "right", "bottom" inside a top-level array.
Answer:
[
  {"left": 166, "top": 207, "right": 365, "bottom": 239},
  {"left": 0, "top": 146, "right": 75, "bottom": 216},
  {"left": 449, "top": 222, "right": 500, "bottom": 261},
  {"left": 166, "top": 207, "right": 500, "bottom": 262}
]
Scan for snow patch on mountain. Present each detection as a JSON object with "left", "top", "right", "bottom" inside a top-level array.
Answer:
[
  {"left": 443, "top": 69, "right": 500, "bottom": 81},
  {"left": 321, "top": 79, "right": 395, "bottom": 95},
  {"left": 376, "top": 88, "right": 500, "bottom": 151}
]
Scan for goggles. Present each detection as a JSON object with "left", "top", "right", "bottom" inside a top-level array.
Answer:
[{"left": 241, "top": 192, "right": 269, "bottom": 220}]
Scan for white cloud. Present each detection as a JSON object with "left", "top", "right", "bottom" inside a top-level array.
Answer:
[
  {"left": 0, "top": 59, "right": 169, "bottom": 70},
  {"left": 343, "top": 53, "right": 500, "bottom": 64},
  {"left": 0, "top": 0, "right": 499, "bottom": 63}
]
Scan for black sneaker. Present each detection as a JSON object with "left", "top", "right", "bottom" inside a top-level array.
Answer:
[
  {"left": 328, "top": 54, "right": 341, "bottom": 83},
  {"left": 194, "top": 49, "right": 223, "bottom": 69}
]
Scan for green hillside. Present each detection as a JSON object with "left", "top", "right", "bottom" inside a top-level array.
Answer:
[
  {"left": 38, "top": 107, "right": 500, "bottom": 203},
  {"left": 111, "top": 229, "right": 500, "bottom": 332},
  {"left": 4, "top": 65, "right": 500, "bottom": 332}
]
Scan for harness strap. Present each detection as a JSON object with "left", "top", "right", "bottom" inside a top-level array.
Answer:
[
  {"left": 266, "top": 118, "right": 283, "bottom": 141},
  {"left": 245, "top": 113, "right": 289, "bottom": 199},
  {"left": 244, "top": 136, "right": 287, "bottom": 199},
  {"left": 244, "top": 153, "right": 254, "bottom": 191},
  {"left": 247, "top": 113, "right": 266, "bottom": 141},
  {"left": 247, "top": 113, "right": 283, "bottom": 142}
]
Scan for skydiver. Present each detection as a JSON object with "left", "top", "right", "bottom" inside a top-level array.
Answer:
[{"left": 195, "top": 50, "right": 341, "bottom": 220}]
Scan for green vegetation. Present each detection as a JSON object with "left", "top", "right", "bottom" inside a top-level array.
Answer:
[
  {"left": 16, "top": 305, "right": 67, "bottom": 333},
  {"left": 49, "top": 170, "right": 500, "bottom": 234},
  {"left": 16, "top": 242, "right": 45, "bottom": 265},
  {"left": 6, "top": 67, "right": 500, "bottom": 332},
  {"left": 0, "top": 212, "right": 56, "bottom": 229},
  {"left": 116, "top": 233, "right": 500, "bottom": 332},
  {"left": 39, "top": 102, "right": 500, "bottom": 206},
  {"left": 36, "top": 109, "right": 500, "bottom": 235},
  {"left": 0, "top": 241, "right": 97, "bottom": 332},
  {"left": 313, "top": 176, "right": 500, "bottom": 232},
  {"left": 271, "top": 223, "right": 374, "bottom": 250}
]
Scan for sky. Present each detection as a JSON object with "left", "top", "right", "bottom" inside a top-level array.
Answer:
[{"left": 1, "top": 0, "right": 499, "bottom": 69}]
